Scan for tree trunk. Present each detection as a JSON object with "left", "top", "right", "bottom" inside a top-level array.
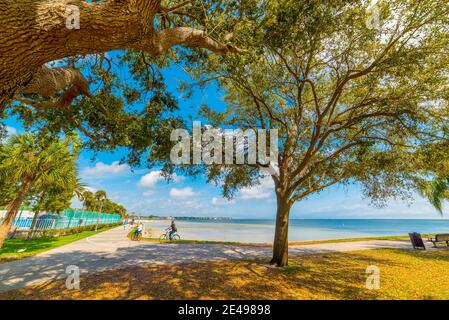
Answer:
[
  {"left": 27, "top": 210, "right": 40, "bottom": 240},
  {"left": 271, "top": 194, "right": 291, "bottom": 267},
  {"left": 28, "top": 193, "right": 46, "bottom": 240},
  {"left": 0, "top": 178, "right": 32, "bottom": 247},
  {"left": 0, "top": 0, "right": 243, "bottom": 105}
]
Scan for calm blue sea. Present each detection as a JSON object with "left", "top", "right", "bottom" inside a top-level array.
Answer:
[
  {"left": 147, "top": 219, "right": 449, "bottom": 243},
  {"left": 237, "top": 219, "right": 449, "bottom": 235}
]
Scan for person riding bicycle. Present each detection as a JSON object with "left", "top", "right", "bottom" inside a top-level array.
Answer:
[
  {"left": 134, "top": 223, "right": 143, "bottom": 238},
  {"left": 168, "top": 219, "right": 177, "bottom": 240}
]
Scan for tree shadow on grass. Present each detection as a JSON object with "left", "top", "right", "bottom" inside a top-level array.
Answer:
[
  {"left": 2, "top": 243, "right": 448, "bottom": 300},
  {"left": 0, "top": 250, "right": 397, "bottom": 300}
]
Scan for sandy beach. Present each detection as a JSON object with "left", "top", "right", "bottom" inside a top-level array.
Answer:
[{"left": 142, "top": 219, "right": 449, "bottom": 243}]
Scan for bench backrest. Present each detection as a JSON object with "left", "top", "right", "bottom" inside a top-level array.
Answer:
[
  {"left": 436, "top": 234, "right": 449, "bottom": 241},
  {"left": 409, "top": 232, "right": 426, "bottom": 249}
]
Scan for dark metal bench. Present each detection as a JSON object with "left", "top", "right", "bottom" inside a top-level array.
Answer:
[
  {"left": 409, "top": 232, "right": 426, "bottom": 250},
  {"left": 428, "top": 234, "right": 449, "bottom": 248}
]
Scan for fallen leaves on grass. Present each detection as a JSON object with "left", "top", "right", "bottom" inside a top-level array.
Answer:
[{"left": 1, "top": 249, "right": 449, "bottom": 300}]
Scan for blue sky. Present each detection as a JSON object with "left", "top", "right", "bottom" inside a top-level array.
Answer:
[{"left": 3, "top": 64, "right": 447, "bottom": 219}]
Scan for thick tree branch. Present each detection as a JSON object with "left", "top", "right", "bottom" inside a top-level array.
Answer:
[
  {"left": 290, "top": 177, "right": 341, "bottom": 203},
  {"left": 153, "top": 27, "right": 248, "bottom": 55},
  {"left": 0, "top": 0, "right": 246, "bottom": 105},
  {"left": 19, "top": 66, "right": 92, "bottom": 109}
]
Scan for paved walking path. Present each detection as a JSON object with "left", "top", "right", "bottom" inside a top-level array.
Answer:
[{"left": 0, "top": 226, "right": 412, "bottom": 293}]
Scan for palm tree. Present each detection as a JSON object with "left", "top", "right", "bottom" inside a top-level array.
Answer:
[
  {"left": 72, "top": 180, "right": 86, "bottom": 204},
  {"left": 94, "top": 190, "right": 107, "bottom": 230},
  {"left": 112, "top": 204, "right": 127, "bottom": 217},
  {"left": 0, "top": 134, "right": 78, "bottom": 247},
  {"left": 419, "top": 178, "right": 449, "bottom": 215},
  {"left": 94, "top": 190, "right": 107, "bottom": 211},
  {"left": 81, "top": 190, "right": 95, "bottom": 210},
  {"left": 28, "top": 178, "right": 85, "bottom": 239}
]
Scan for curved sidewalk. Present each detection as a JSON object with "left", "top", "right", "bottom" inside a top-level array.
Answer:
[{"left": 0, "top": 226, "right": 411, "bottom": 293}]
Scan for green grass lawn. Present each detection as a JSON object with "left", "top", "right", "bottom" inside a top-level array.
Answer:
[{"left": 0, "top": 225, "right": 118, "bottom": 263}]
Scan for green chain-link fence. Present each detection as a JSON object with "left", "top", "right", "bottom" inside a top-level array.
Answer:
[{"left": 12, "top": 209, "right": 122, "bottom": 230}]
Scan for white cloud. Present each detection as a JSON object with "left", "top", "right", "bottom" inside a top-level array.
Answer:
[
  {"left": 70, "top": 196, "right": 83, "bottom": 209},
  {"left": 170, "top": 187, "right": 197, "bottom": 198},
  {"left": 84, "top": 186, "right": 96, "bottom": 193},
  {"left": 179, "top": 199, "right": 204, "bottom": 209},
  {"left": 139, "top": 171, "right": 163, "bottom": 188},
  {"left": 2, "top": 126, "right": 17, "bottom": 142},
  {"left": 82, "top": 161, "right": 130, "bottom": 177},
  {"left": 291, "top": 187, "right": 443, "bottom": 219},
  {"left": 240, "top": 176, "right": 274, "bottom": 200},
  {"left": 211, "top": 197, "right": 236, "bottom": 206},
  {"left": 139, "top": 170, "right": 183, "bottom": 188},
  {"left": 6, "top": 126, "right": 17, "bottom": 136},
  {"left": 126, "top": 197, "right": 207, "bottom": 214}
]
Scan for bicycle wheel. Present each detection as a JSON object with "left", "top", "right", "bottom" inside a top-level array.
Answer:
[
  {"left": 159, "top": 233, "right": 167, "bottom": 240},
  {"left": 172, "top": 234, "right": 180, "bottom": 241},
  {"left": 137, "top": 233, "right": 142, "bottom": 241}
]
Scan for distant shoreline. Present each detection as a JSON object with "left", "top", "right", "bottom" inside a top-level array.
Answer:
[{"left": 136, "top": 216, "right": 232, "bottom": 221}]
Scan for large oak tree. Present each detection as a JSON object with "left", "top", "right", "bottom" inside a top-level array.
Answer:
[{"left": 184, "top": 0, "right": 449, "bottom": 266}]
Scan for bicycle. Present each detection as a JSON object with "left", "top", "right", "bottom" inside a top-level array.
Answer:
[
  {"left": 159, "top": 228, "right": 180, "bottom": 241},
  {"left": 131, "top": 230, "right": 143, "bottom": 241}
]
